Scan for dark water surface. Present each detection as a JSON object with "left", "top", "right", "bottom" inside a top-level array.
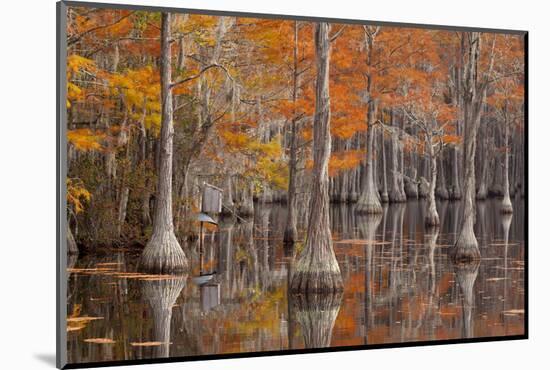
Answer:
[{"left": 67, "top": 199, "right": 525, "bottom": 364}]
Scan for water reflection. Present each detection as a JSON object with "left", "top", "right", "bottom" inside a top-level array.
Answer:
[
  {"left": 141, "top": 276, "right": 186, "bottom": 357},
  {"left": 66, "top": 199, "right": 525, "bottom": 364},
  {"left": 290, "top": 292, "right": 343, "bottom": 348},
  {"left": 453, "top": 261, "right": 479, "bottom": 338}
]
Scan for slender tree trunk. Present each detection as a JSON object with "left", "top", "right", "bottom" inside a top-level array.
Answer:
[
  {"left": 140, "top": 13, "right": 188, "bottom": 273},
  {"left": 389, "top": 110, "right": 406, "bottom": 202},
  {"left": 238, "top": 181, "right": 255, "bottom": 217},
  {"left": 138, "top": 101, "right": 152, "bottom": 228},
  {"left": 404, "top": 146, "right": 419, "bottom": 199},
  {"left": 425, "top": 135, "right": 440, "bottom": 226},
  {"left": 117, "top": 187, "right": 129, "bottom": 238},
  {"left": 476, "top": 122, "right": 490, "bottom": 200},
  {"left": 397, "top": 124, "right": 407, "bottom": 201},
  {"left": 449, "top": 145, "right": 462, "bottom": 200},
  {"left": 223, "top": 175, "right": 234, "bottom": 211},
  {"left": 501, "top": 110, "right": 513, "bottom": 213},
  {"left": 116, "top": 112, "right": 131, "bottom": 239},
  {"left": 380, "top": 126, "right": 389, "bottom": 203},
  {"left": 436, "top": 150, "right": 449, "bottom": 199},
  {"left": 357, "top": 28, "right": 382, "bottom": 213},
  {"left": 290, "top": 23, "right": 343, "bottom": 293},
  {"left": 68, "top": 224, "right": 78, "bottom": 255},
  {"left": 450, "top": 49, "right": 463, "bottom": 201},
  {"left": 284, "top": 21, "right": 300, "bottom": 245},
  {"left": 357, "top": 100, "right": 383, "bottom": 214},
  {"left": 489, "top": 123, "right": 504, "bottom": 197}
]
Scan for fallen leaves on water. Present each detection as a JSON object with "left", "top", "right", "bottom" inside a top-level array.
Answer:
[
  {"left": 486, "top": 277, "right": 509, "bottom": 282},
  {"left": 67, "top": 316, "right": 104, "bottom": 332},
  {"left": 90, "top": 297, "right": 111, "bottom": 302},
  {"left": 68, "top": 316, "right": 104, "bottom": 323},
  {"left": 334, "top": 239, "right": 391, "bottom": 245},
  {"left": 112, "top": 272, "right": 183, "bottom": 281},
  {"left": 67, "top": 304, "right": 103, "bottom": 332},
  {"left": 67, "top": 325, "right": 86, "bottom": 332},
  {"left": 130, "top": 342, "right": 171, "bottom": 347},
  {"left": 502, "top": 309, "right": 524, "bottom": 315},
  {"left": 84, "top": 338, "right": 116, "bottom": 344},
  {"left": 68, "top": 267, "right": 184, "bottom": 281},
  {"left": 67, "top": 267, "right": 116, "bottom": 274}
]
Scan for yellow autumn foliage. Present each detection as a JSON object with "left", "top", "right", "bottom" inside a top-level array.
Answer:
[
  {"left": 67, "top": 128, "right": 106, "bottom": 151},
  {"left": 67, "top": 178, "right": 91, "bottom": 214}
]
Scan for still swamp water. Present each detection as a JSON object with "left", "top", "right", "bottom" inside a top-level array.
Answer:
[{"left": 67, "top": 198, "right": 525, "bottom": 363}]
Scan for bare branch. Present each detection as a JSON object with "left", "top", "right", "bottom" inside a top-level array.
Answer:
[
  {"left": 170, "top": 63, "right": 233, "bottom": 89},
  {"left": 68, "top": 12, "right": 135, "bottom": 46},
  {"left": 330, "top": 25, "right": 347, "bottom": 43}
]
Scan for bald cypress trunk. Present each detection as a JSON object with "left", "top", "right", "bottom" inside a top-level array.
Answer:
[
  {"left": 436, "top": 152, "right": 449, "bottom": 200},
  {"left": 290, "top": 23, "right": 343, "bottom": 293},
  {"left": 425, "top": 135, "right": 440, "bottom": 226},
  {"left": 67, "top": 224, "right": 78, "bottom": 255},
  {"left": 449, "top": 146, "right": 462, "bottom": 200},
  {"left": 357, "top": 100, "right": 383, "bottom": 214},
  {"left": 237, "top": 181, "right": 254, "bottom": 217},
  {"left": 449, "top": 51, "right": 463, "bottom": 201},
  {"left": 452, "top": 32, "right": 491, "bottom": 262},
  {"left": 389, "top": 110, "right": 406, "bottom": 203},
  {"left": 222, "top": 175, "right": 234, "bottom": 212},
  {"left": 357, "top": 28, "right": 382, "bottom": 213},
  {"left": 476, "top": 124, "right": 490, "bottom": 200},
  {"left": 380, "top": 126, "right": 389, "bottom": 203},
  {"left": 501, "top": 110, "right": 513, "bottom": 213},
  {"left": 284, "top": 21, "right": 300, "bottom": 245},
  {"left": 140, "top": 13, "right": 188, "bottom": 273}
]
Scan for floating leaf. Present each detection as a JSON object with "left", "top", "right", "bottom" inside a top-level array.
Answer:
[
  {"left": 502, "top": 309, "right": 524, "bottom": 315},
  {"left": 68, "top": 316, "right": 104, "bottom": 323},
  {"left": 334, "top": 239, "right": 391, "bottom": 245},
  {"left": 486, "top": 278, "right": 509, "bottom": 282},
  {"left": 130, "top": 342, "right": 171, "bottom": 347},
  {"left": 84, "top": 338, "right": 116, "bottom": 344}
]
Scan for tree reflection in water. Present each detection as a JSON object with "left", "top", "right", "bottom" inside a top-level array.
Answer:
[
  {"left": 290, "top": 292, "right": 343, "bottom": 348},
  {"left": 66, "top": 199, "right": 525, "bottom": 363},
  {"left": 141, "top": 275, "right": 186, "bottom": 358},
  {"left": 453, "top": 261, "right": 480, "bottom": 339}
]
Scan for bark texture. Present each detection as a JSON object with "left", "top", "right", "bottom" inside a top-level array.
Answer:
[
  {"left": 290, "top": 23, "right": 343, "bottom": 294},
  {"left": 501, "top": 113, "right": 513, "bottom": 214},
  {"left": 357, "top": 101, "right": 383, "bottom": 214},
  {"left": 425, "top": 137, "right": 440, "bottom": 226},
  {"left": 140, "top": 13, "right": 188, "bottom": 273},
  {"left": 67, "top": 224, "right": 78, "bottom": 255},
  {"left": 452, "top": 32, "right": 491, "bottom": 263},
  {"left": 284, "top": 21, "right": 300, "bottom": 245}
]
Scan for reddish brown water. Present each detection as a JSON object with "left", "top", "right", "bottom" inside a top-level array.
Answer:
[{"left": 66, "top": 199, "right": 525, "bottom": 364}]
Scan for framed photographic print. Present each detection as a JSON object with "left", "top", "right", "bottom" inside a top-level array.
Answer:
[{"left": 57, "top": 1, "right": 528, "bottom": 368}]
